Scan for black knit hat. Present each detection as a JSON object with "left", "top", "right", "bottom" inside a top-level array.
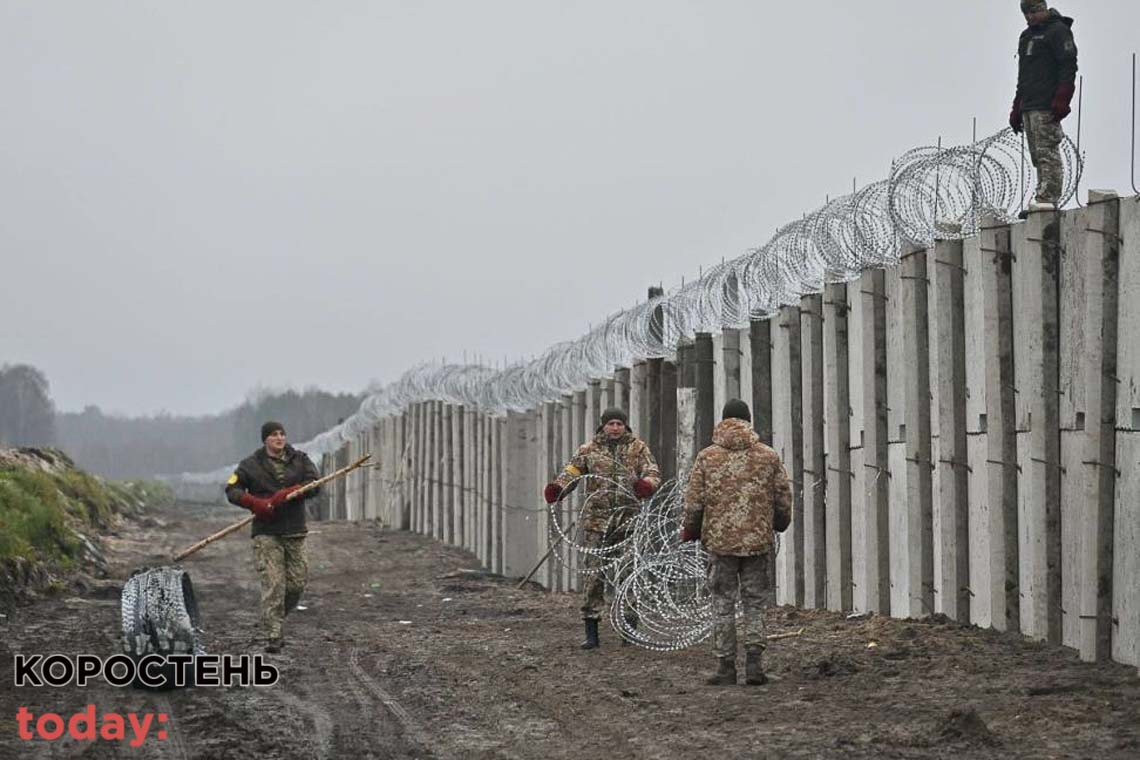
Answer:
[
  {"left": 1020, "top": 1, "right": 1047, "bottom": 11},
  {"left": 722, "top": 399, "right": 751, "bottom": 423},
  {"left": 261, "top": 421, "right": 286, "bottom": 441},
  {"left": 599, "top": 408, "right": 628, "bottom": 427}
]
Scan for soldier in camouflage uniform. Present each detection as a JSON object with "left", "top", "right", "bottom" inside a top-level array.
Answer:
[
  {"left": 1009, "top": 1, "right": 1077, "bottom": 213},
  {"left": 225, "top": 421, "right": 321, "bottom": 652},
  {"left": 544, "top": 408, "right": 660, "bottom": 649},
  {"left": 682, "top": 400, "right": 792, "bottom": 686}
]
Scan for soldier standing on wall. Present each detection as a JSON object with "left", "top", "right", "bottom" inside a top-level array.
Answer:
[
  {"left": 225, "top": 421, "right": 321, "bottom": 653},
  {"left": 1009, "top": 1, "right": 1078, "bottom": 214},
  {"left": 681, "top": 400, "right": 792, "bottom": 686},
  {"left": 543, "top": 408, "right": 661, "bottom": 650}
]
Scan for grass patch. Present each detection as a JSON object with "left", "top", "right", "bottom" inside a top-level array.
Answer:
[
  {"left": 0, "top": 452, "right": 173, "bottom": 570},
  {"left": 0, "top": 469, "right": 80, "bottom": 566},
  {"left": 109, "top": 479, "right": 175, "bottom": 512}
]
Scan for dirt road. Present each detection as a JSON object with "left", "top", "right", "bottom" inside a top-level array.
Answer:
[{"left": 2, "top": 501, "right": 1138, "bottom": 759}]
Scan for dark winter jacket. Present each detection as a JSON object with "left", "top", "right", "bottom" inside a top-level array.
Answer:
[
  {"left": 1016, "top": 10, "right": 1078, "bottom": 112},
  {"left": 225, "top": 445, "right": 320, "bottom": 537}
]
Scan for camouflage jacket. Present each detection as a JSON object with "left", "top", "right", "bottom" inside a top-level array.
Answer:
[
  {"left": 554, "top": 430, "right": 660, "bottom": 533},
  {"left": 683, "top": 418, "right": 792, "bottom": 556}
]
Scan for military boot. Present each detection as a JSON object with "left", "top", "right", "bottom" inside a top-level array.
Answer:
[
  {"left": 580, "top": 619, "right": 600, "bottom": 650},
  {"left": 265, "top": 637, "right": 284, "bottom": 654},
  {"left": 744, "top": 648, "right": 768, "bottom": 685},
  {"left": 705, "top": 657, "right": 737, "bottom": 686}
]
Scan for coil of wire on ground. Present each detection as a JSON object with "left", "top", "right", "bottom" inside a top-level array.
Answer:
[
  {"left": 543, "top": 471, "right": 711, "bottom": 651},
  {"left": 545, "top": 469, "right": 785, "bottom": 651}
]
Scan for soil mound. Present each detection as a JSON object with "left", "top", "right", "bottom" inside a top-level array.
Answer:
[{"left": 935, "top": 706, "right": 998, "bottom": 746}]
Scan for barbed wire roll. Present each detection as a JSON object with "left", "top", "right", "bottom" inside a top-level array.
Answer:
[{"left": 168, "top": 126, "right": 1086, "bottom": 487}]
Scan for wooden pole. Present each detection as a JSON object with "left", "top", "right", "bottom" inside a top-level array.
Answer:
[
  {"left": 172, "top": 454, "right": 372, "bottom": 562},
  {"left": 517, "top": 520, "right": 575, "bottom": 588}
]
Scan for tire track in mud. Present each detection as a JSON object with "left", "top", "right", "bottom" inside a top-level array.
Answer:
[
  {"left": 376, "top": 633, "right": 678, "bottom": 760},
  {"left": 345, "top": 646, "right": 447, "bottom": 759},
  {"left": 150, "top": 695, "right": 191, "bottom": 760},
  {"left": 362, "top": 638, "right": 649, "bottom": 760},
  {"left": 265, "top": 687, "right": 335, "bottom": 760},
  {"left": 334, "top": 660, "right": 417, "bottom": 759},
  {"left": 259, "top": 647, "right": 425, "bottom": 759}
]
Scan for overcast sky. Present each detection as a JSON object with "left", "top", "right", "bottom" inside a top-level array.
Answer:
[{"left": 2, "top": 1, "right": 1137, "bottom": 417}]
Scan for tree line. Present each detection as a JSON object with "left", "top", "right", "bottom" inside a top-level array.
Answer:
[{"left": 0, "top": 363, "right": 363, "bottom": 479}]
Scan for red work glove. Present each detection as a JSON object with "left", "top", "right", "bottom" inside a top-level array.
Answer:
[
  {"left": 680, "top": 526, "right": 700, "bottom": 543},
  {"left": 1009, "top": 96, "right": 1023, "bottom": 133},
  {"left": 543, "top": 483, "right": 563, "bottom": 504},
  {"left": 632, "top": 478, "right": 655, "bottom": 499},
  {"left": 1051, "top": 82, "right": 1075, "bottom": 122},
  {"left": 238, "top": 492, "right": 274, "bottom": 520},
  {"left": 269, "top": 485, "right": 303, "bottom": 508}
]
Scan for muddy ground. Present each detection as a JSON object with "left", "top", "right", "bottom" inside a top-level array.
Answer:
[{"left": 1, "top": 501, "right": 1138, "bottom": 759}]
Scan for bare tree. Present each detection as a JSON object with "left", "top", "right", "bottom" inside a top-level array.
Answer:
[{"left": 0, "top": 363, "right": 56, "bottom": 447}]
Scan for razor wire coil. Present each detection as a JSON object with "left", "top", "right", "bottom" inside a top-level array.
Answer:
[{"left": 171, "top": 126, "right": 1081, "bottom": 501}]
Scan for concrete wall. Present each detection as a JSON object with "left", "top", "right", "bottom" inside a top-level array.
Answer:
[{"left": 320, "top": 196, "right": 1139, "bottom": 670}]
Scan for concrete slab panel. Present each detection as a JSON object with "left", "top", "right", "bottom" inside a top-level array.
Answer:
[
  {"left": 772, "top": 306, "right": 804, "bottom": 606},
  {"left": 428, "top": 402, "right": 440, "bottom": 538},
  {"left": 1060, "top": 430, "right": 1084, "bottom": 648},
  {"left": 885, "top": 265, "right": 911, "bottom": 617},
  {"left": 586, "top": 381, "right": 600, "bottom": 445},
  {"left": 1012, "top": 209, "right": 1063, "bottom": 643},
  {"left": 902, "top": 249, "right": 934, "bottom": 618},
  {"left": 694, "top": 337, "right": 715, "bottom": 452},
  {"left": 1117, "top": 197, "right": 1140, "bottom": 422},
  {"left": 600, "top": 379, "right": 614, "bottom": 413},
  {"left": 967, "top": 434, "right": 992, "bottom": 628},
  {"left": 492, "top": 416, "right": 505, "bottom": 574},
  {"left": 888, "top": 441, "right": 910, "bottom": 615},
  {"left": 502, "top": 411, "right": 539, "bottom": 578},
  {"left": 931, "top": 239, "right": 970, "bottom": 622},
  {"left": 559, "top": 398, "right": 573, "bottom": 592},
  {"left": 1012, "top": 218, "right": 1042, "bottom": 639},
  {"left": 1059, "top": 206, "right": 1091, "bottom": 429},
  {"left": 739, "top": 326, "right": 753, "bottom": 418},
  {"left": 1056, "top": 204, "right": 1091, "bottom": 650},
  {"left": 859, "top": 269, "right": 890, "bottom": 615},
  {"left": 981, "top": 218, "right": 1020, "bottom": 633},
  {"left": 443, "top": 404, "right": 455, "bottom": 544},
  {"left": 476, "top": 414, "right": 487, "bottom": 562},
  {"left": 801, "top": 295, "right": 826, "bottom": 609},
  {"left": 465, "top": 409, "right": 477, "bottom": 553},
  {"left": 630, "top": 362, "right": 646, "bottom": 437},
  {"left": 847, "top": 289, "right": 867, "bottom": 613},
  {"left": 964, "top": 234, "right": 992, "bottom": 627},
  {"left": 677, "top": 388, "right": 697, "bottom": 477},
  {"left": 824, "top": 283, "right": 852, "bottom": 612},
  {"left": 535, "top": 405, "right": 553, "bottom": 588},
  {"left": 1075, "top": 192, "right": 1124, "bottom": 662},
  {"left": 713, "top": 331, "right": 726, "bottom": 417},
  {"left": 659, "top": 361, "right": 678, "bottom": 483},
  {"left": 1113, "top": 431, "right": 1140, "bottom": 667}
]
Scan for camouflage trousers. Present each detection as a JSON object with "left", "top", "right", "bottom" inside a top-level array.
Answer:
[
  {"left": 252, "top": 535, "right": 308, "bottom": 640},
  {"left": 707, "top": 551, "right": 769, "bottom": 659},
  {"left": 1024, "top": 110, "right": 1065, "bottom": 205},
  {"left": 579, "top": 526, "right": 633, "bottom": 621}
]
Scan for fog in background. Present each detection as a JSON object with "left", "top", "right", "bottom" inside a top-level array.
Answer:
[{"left": 2, "top": 1, "right": 1137, "bottom": 419}]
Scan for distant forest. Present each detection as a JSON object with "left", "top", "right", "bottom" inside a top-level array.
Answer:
[{"left": 0, "top": 363, "right": 364, "bottom": 479}]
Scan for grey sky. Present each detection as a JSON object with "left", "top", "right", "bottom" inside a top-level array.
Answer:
[{"left": 2, "top": 1, "right": 1137, "bottom": 417}]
